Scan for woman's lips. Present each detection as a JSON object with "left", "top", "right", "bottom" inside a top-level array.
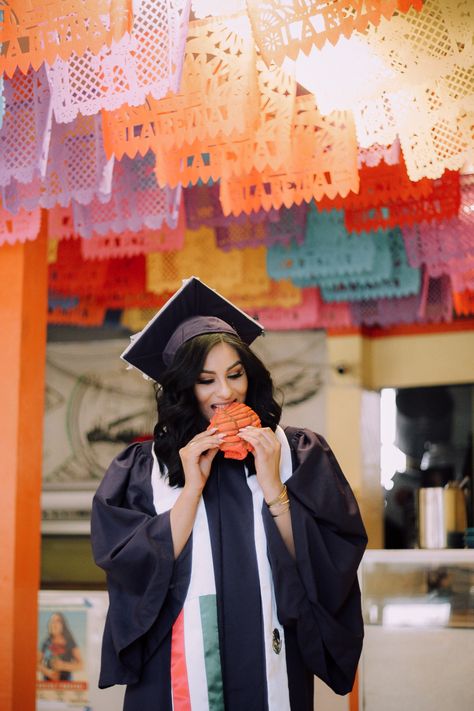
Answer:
[{"left": 211, "top": 401, "right": 236, "bottom": 411}]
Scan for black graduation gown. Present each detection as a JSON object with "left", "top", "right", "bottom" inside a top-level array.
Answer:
[{"left": 91, "top": 427, "right": 367, "bottom": 710}]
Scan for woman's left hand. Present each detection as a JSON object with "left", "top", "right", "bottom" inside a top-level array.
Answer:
[{"left": 239, "top": 426, "right": 283, "bottom": 503}]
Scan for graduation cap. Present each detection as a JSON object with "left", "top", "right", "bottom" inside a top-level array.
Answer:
[{"left": 121, "top": 276, "right": 264, "bottom": 381}]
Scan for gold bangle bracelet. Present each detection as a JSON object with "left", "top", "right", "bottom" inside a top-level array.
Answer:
[
  {"left": 265, "top": 484, "right": 287, "bottom": 508},
  {"left": 269, "top": 497, "right": 290, "bottom": 509},
  {"left": 271, "top": 502, "right": 290, "bottom": 518}
]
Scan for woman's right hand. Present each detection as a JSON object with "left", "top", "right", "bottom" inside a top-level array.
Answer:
[{"left": 179, "top": 427, "right": 223, "bottom": 494}]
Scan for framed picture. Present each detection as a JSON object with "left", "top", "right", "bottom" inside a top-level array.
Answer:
[{"left": 42, "top": 338, "right": 156, "bottom": 534}]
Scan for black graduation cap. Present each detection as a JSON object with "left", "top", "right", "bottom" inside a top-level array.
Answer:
[{"left": 121, "top": 276, "right": 264, "bottom": 381}]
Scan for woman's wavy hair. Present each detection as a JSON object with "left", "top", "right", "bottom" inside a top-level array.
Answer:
[{"left": 153, "top": 332, "right": 282, "bottom": 486}]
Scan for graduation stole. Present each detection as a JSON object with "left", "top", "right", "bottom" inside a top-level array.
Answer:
[{"left": 151, "top": 425, "right": 293, "bottom": 711}]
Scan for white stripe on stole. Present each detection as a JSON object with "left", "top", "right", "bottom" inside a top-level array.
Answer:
[
  {"left": 151, "top": 453, "right": 215, "bottom": 710},
  {"left": 245, "top": 425, "right": 292, "bottom": 711},
  {"left": 183, "top": 500, "right": 216, "bottom": 710}
]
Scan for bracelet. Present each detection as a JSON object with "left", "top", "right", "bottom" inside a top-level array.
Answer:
[
  {"left": 269, "top": 497, "right": 290, "bottom": 512},
  {"left": 271, "top": 501, "right": 290, "bottom": 518},
  {"left": 265, "top": 484, "right": 287, "bottom": 508}
]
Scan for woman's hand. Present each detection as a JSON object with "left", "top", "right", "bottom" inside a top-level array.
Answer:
[
  {"left": 179, "top": 427, "right": 223, "bottom": 495},
  {"left": 172, "top": 428, "right": 223, "bottom": 558},
  {"left": 239, "top": 426, "right": 283, "bottom": 503},
  {"left": 240, "top": 425, "right": 296, "bottom": 558}
]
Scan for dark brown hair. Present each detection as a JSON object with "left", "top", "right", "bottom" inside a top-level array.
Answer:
[{"left": 153, "top": 332, "right": 282, "bottom": 486}]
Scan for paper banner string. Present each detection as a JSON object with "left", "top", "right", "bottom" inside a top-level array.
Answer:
[
  {"left": 246, "top": 0, "right": 423, "bottom": 67},
  {"left": 219, "top": 96, "right": 358, "bottom": 215},
  {"left": 354, "top": 74, "right": 474, "bottom": 182},
  {"left": 343, "top": 169, "right": 461, "bottom": 233},
  {"left": 248, "top": 287, "right": 320, "bottom": 331},
  {"left": 350, "top": 273, "right": 453, "bottom": 326},
  {"left": 229, "top": 278, "right": 302, "bottom": 310},
  {"left": 437, "top": 257, "right": 474, "bottom": 292},
  {"left": 402, "top": 174, "right": 474, "bottom": 286},
  {"left": 271, "top": 213, "right": 421, "bottom": 301},
  {"left": 267, "top": 208, "right": 379, "bottom": 282},
  {"left": 80, "top": 200, "right": 186, "bottom": 259},
  {"left": 45, "top": 0, "right": 191, "bottom": 124},
  {"left": 248, "top": 287, "right": 357, "bottom": 330},
  {"left": 72, "top": 151, "right": 181, "bottom": 238},
  {"left": 0, "top": 67, "right": 52, "bottom": 189},
  {"left": 315, "top": 296, "right": 354, "bottom": 329},
  {"left": 102, "top": 13, "right": 259, "bottom": 161},
  {"left": 49, "top": 287, "right": 173, "bottom": 327},
  {"left": 48, "top": 296, "right": 106, "bottom": 326},
  {"left": 215, "top": 203, "right": 307, "bottom": 251},
  {"left": 47, "top": 199, "right": 186, "bottom": 258},
  {"left": 2, "top": 112, "right": 113, "bottom": 212},
  {"left": 0, "top": 0, "right": 132, "bottom": 77},
  {"left": 316, "top": 230, "right": 421, "bottom": 302},
  {"left": 298, "top": 0, "right": 472, "bottom": 117},
  {"left": 290, "top": 0, "right": 474, "bottom": 180},
  {"left": 49, "top": 238, "right": 108, "bottom": 295},
  {"left": 184, "top": 183, "right": 282, "bottom": 229},
  {"left": 147, "top": 227, "right": 273, "bottom": 298},
  {"left": 154, "top": 59, "right": 295, "bottom": 188},
  {"left": 0, "top": 203, "right": 41, "bottom": 246},
  {"left": 317, "top": 157, "right": 433, "bottom": 211},
  {"left": 267, "top": 204, "right": 390, "bottom": 284},
  {"left": 48, "top": 206, "right": 76, "bottom": 241},
  {"left": 453, "top": 289, "right": 474, "bottom": 316},
  {"left": 122, "top": 277, "right": 302, "bottom": 332},
  {"left": 49, "top": 237, "right": 150, "bottom": 301},
  {"left": 358, "top": 141, "right": 400, "bottom": 168}
]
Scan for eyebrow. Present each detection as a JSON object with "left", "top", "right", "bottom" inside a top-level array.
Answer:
[{"left": 200, "top": 360, "right": 242, "bottom": 374}]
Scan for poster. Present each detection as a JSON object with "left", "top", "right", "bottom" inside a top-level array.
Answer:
[
  {"left": 37, "top": 601, "right": 89, "bottom": 710},
  {"left": 37, "top": 591, "right": 125, "bottom": 711}
]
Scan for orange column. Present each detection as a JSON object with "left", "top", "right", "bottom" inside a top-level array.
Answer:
[
  {"left": 349, "top": 669, "right": 359, "bottom": 711},
  {"left": 0, "top": 212, "right": 48, "bottom": 711}
]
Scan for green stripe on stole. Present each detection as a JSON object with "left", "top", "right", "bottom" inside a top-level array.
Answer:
[{"left": 199, "top": 594, "right": 225, "bottom": 711}]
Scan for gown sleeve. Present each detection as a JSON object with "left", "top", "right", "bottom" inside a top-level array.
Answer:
[
  {"left": 262, "top": 427, "right": 368, "bottom": 696},
  {"left": 90, "top": 441, "right": 191, "bottom": 688}
]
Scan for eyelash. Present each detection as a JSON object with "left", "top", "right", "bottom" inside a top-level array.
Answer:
[{"left": 197, "top": 370, "right": 244, "bottom": 385}]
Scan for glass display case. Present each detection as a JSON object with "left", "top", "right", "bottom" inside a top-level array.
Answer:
[
  {"left": 362, "top": 549, "right": 474, "bottom": 630},
  {"left": 359, "top": 549, "right": 474, "bottom": 711}
]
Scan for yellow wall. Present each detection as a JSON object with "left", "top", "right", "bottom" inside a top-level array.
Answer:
[{"left": 363, "top": 329, "right": 474, "bottom": 389}]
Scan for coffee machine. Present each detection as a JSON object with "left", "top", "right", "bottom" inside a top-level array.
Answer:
[{"left": 384, "top": 386, "right": 455, "bottom": 549}]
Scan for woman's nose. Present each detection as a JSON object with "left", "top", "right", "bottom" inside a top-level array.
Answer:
[{"left": 216, "top": 378, "right": 232, "bottom": 397}]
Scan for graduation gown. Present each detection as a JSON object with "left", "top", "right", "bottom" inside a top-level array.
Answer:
[{"left": 91, "top": 427, "right": 367, "bottom": 710}]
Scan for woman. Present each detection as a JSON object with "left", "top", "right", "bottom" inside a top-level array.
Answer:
[
  {"left": 91, "top": 277, "right": 367, "bottom": 711},
  {"left": 37, "top": 612, "right": 83, "bottom": 682}
]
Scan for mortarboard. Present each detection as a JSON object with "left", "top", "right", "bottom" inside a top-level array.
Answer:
[{"left": 121, "top": 276, "right": 264, "bottom": 381}]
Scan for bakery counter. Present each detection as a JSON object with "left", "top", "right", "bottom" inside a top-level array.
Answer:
[{"left": 359, "top": 549, "right": 474, "bottom": 711}]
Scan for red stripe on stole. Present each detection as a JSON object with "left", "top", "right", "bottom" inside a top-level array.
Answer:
[{"left": 171, "top": 609, "right": 191, "bottom": 710}]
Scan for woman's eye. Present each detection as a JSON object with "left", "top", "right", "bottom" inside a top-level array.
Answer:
[
  {"left": 228, "top": 370, "right": 244, "bottom": 380},
  {"left": 196, "top": 378, "right": 214, "bottom": 385}
]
